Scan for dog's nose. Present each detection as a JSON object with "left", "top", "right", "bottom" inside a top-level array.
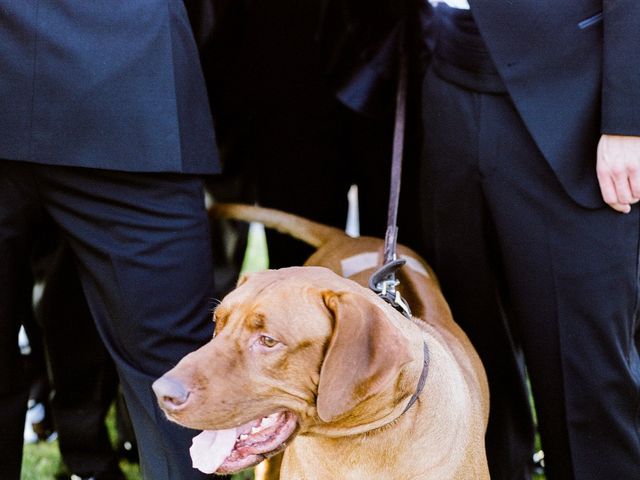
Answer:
[{"left": 152, "top": 375, "right": 191, "bottom": 411}]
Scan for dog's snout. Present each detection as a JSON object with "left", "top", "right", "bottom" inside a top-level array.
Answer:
[{"left": 152, "top": 375, "right": 191, "bottom": 411}]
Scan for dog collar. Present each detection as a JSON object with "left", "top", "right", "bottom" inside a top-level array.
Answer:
[{"left": 401, "top": 341, "right": 430, "bottom": 415}]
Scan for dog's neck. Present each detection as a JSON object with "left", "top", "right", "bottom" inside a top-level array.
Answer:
[{"left": 284, "top": 332, "right": 458, "bottom": 480}]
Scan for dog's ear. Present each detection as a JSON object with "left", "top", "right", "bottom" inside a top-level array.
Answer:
[{"left": 316, "top": 291, "right": 412, "bottom": 423}]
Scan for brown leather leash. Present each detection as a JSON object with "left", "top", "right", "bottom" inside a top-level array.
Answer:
[
  {"left": 369, "top": 49, "right": 412, "bottom": 319},
  {"left": 368, "top": 48, "right": 431, "bottom": 417}
]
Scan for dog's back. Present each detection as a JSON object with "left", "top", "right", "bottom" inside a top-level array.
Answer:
[{"left": 214, "top": 203, "right": 487, "bottom": 398}]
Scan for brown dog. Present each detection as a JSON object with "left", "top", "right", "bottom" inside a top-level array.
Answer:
[{"left": 153, "top": 204, "right": 489, "bottom": 479}]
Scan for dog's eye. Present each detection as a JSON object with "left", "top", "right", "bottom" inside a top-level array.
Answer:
[{"left": 258, "top": 335, "right": 278, "bottom": 348}]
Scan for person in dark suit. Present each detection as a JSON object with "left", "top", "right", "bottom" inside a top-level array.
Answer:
[
  {"left": 417, "top": 1, "right": 640, "bottom": 479},
  {"left": 184, "top": 0, "right": 424, "bottom": 270},
  {"left": 0, "top": 2, "right": 221, "bottom": 479}
]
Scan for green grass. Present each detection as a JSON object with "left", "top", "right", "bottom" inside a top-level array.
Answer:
[
  {"left": 21, "top": 440, "right": 60, "bottom": 480},
  {"left": 21, "top": 407, "right": 254, "bottom": 479},
  {"left": 21, "top": 405, "right": 145, "bottom": 479},
  {"left": 240, "top": 222, "right": 269, "bottom": 274}
]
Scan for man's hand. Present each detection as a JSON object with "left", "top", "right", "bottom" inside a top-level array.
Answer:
[{"left": 596, "top": 134, "right": 640, "bottom": 213}]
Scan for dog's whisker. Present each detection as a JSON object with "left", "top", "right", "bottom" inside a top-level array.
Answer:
[{"left": 209, "top": 297, "right": 222, "bottom": 313}]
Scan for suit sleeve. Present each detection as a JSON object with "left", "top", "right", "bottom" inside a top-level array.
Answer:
[
  {"left": 601, "top": 0, "right": 640, "bottom": 135},
  {"left": 319, "top": 0, "right": 432, "bottom": 116}
]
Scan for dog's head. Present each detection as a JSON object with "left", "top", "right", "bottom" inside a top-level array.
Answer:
[{"left": 153, "top": 266, "right": 413, "bottom": 474}]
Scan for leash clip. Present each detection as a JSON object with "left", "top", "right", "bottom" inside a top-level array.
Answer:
[{"left": 369, "top": 259, "right": 412, "bottom": 319}]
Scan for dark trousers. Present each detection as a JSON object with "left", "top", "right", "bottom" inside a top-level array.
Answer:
[
  {"left": 198, "top": 0, "right": 422, "bottom": 269},
  {"left": 420, "top": 66, "right": 640, "bottom": 479},
  {"left": 34, "top": 236, "right": 124, "bottom": 477},
  {"left": 251, "top": 100, "right": 396, "bottom": 267},
  {"left": 0, "top": 161, "right": 216, "bottom": 479}
]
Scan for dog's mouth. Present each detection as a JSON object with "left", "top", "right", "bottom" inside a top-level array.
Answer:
[{"left": 189, "top": 410, "right": 298, "bottom": 474}]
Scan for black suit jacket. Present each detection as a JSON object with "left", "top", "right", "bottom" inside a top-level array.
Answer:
[
  {"left": 339, "top": 0, "right": 640, "bottom": 207},
  {"left": 0, "top": 0, "right": 220, "bottom": 174},
  {"left": 198, "top": 0, "right": 625, "bottom": 234},
  {"left": 470, "top": 0, "right": 640, "bottom": 207}
]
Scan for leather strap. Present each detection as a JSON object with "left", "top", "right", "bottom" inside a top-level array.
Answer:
[
  {"left": 401, "top": 341, "right": 430, "bottom": 415},
  {"left": 383, "top": 50, "right": 408, "bottom": 266},
  {"left": 370, "top": 38, "right": 412, "bottom": 319}
]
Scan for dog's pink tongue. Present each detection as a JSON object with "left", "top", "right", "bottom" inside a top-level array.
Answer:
[{"left": 190, "top": 428, "right": 238, "bottom": 474}]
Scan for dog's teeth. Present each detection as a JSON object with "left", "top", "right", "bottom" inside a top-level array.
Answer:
[
  {"left": 250, "top": 426, "right": 261, "bottom": 435},
  {"left": 261, "top": 415, "right": 276, "bottom": 427},
  {"left": 239, "top": 434, "right": 248, "bottom": 440}
]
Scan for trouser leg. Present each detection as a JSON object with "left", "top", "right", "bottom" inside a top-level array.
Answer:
[
  {"left": 36, "top": 238, "right": 122, "bottom": 477},
  {"left": 421, "top": 66, "right": 640, "bottom": 478},
  {"left": 0, "top": 164, "right": 42, "bottom": 479},
  {"left": 37, "top": 167, "right": 217, "bottom": 479},
  {"left": 349, "top": 109, "right": 393, "bottom": 239},
  {"left": 420, "top": 68, "right": 535, "bottom": 480},
  {"left": 252, "top": 101, "right": 353, "bottom": 267},
  {"left": 477, "top": 94, "right": 640, "bottom": 480}
]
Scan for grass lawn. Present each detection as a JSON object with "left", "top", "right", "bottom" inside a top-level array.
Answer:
[{"left": 21, "top": 410, "right": 254, "bottom": 480}]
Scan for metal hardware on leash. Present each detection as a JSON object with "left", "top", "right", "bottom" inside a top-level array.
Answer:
[{"left": 369, "top": 259, "right": 412, "bottom": 319}]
